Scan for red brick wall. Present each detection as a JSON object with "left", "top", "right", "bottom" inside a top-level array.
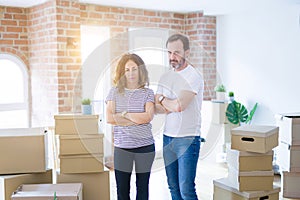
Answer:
[
  {"left": 0, "top": 1, "right": 216, "bottom": 126},
  {"left": 79, "top": 4, "right": 216, "bottom": 100},
  {"left": 185, "top": 12, "right": 216, "bottom": 99},
  {"left": 0, "top": 7, "right": 28, "bottom": 67},
  {"left": 56, "top": 0, "right": 82, "bottom": 113}
]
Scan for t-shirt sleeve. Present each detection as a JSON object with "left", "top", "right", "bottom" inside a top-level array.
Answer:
[
  {"left": 146, "top": 89, "right": 155, "bottom": 103},
  {"left": 181, "top": 68, "right": 203, "bottom": 95},
  {"left": 189, "top": 74, "right": 203, "bottom": 94},
  {"left": 156, "top": 71, "right": 175, "bottom": 97},
  {"left": 105, "top": 87, "right": 116, "bottom": 103}
]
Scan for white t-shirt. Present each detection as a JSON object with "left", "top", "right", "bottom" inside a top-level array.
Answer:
[{"left": 157, "top": 65, "right": 204, "bottom": 137}]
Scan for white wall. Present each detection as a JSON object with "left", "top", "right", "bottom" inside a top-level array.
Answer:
[{"left": 216, "top": 2, "right": 300, "bottom": 125}]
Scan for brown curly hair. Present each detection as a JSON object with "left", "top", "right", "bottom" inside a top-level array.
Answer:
[{"left": 113, "top": 53, "right": 149, "bottom": 93}]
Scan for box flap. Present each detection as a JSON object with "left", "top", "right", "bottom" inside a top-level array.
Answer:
[
  {"left": 231, "top": 125, "right": 279, "bottom": 137},
  {"left": 275, "top": 113, "right": 300, "bottom": 124},
  {"left": 54, "top": 114, "right": 99, "bottom": 120},
  {"left": 0, "top": 127, "right": 46, "bottom": 137},
  {"left": 281, "top": 112, "right": 300, "bottom": 118},
  {"left": 228, "top": 167, "right": 274, "bottom": 176},
  {"left": 58, "top": 134, "right": 104, "bottom": 140},
  {"left": 59, "top": 154, "right": 103, "bottom": 159},
  {"left": 238, "top": 170, "right": 274, "bottom": 176}
]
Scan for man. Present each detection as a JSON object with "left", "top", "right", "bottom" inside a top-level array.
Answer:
[{"left": 155, "top": 33, "right": 204, "bottom": 200}]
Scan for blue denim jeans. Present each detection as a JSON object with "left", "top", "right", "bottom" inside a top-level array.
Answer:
[
  {"left": 163, "top": 135, "right": 200, "bottom": 200},
  {"left": 114, "top": 144, "right": 155, "bottom": 200}
]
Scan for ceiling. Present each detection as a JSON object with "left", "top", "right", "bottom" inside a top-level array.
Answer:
[{"left": 0, "top": 0, "right": 299, "bottom": 15}]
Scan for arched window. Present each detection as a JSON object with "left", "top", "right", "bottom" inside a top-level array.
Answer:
[{"left": 0, "top": 54, "right": 29, "bottom": 128}]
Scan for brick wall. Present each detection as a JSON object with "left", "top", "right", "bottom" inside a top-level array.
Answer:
[
  {"left": 56, "top": 0, "right": 82, "bottom": 113},
  {"left": 0, "top": 7, "right": 28, "bottom": 66},
  {"left": 27, "top": 1, "right": 59, "bottom": 126},
  {"left": 0, "top": 1, "right": 216, "bottom": 127},
  {"left": 185, "top": 12, "right": 217, "bottom": 99}
]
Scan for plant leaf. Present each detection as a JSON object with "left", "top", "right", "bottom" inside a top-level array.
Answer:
[
  {"left": 226, "top": 100, "right": 248, "bottom": 125},
  {"left": 245, "top": 102, "right": 258, "bottom": 124}
]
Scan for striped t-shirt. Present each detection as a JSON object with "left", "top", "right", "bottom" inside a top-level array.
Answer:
[{"left": 106, "top": 87, "right": 155, "bottom": 149}]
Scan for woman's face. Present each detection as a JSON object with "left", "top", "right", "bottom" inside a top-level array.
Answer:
[{"left": 124, "top": 60, "right": 139, "bottom": 86}]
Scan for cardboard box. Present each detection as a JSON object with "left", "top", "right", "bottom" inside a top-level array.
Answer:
[
  {"left": 56, "top": 134, "right": 104, "bottom": 155},
  {"left": 227, "top": 168, "right": 274, "bottom": 191},
  {"left": 59, "top": 154, "right": 104, "bottom": 173},
  {"left": 54, "top": 114, "right": 99, "bottom": 135},
  {"left": 0, "top": 169, "right": 52, "bottom": 200},
  {"left": 231, "top": 125, "right": 279, "bottom": 153},
  {"left": 0, "top": 133, "right": 47, "bottom": 174},
  {"left": 227, "top": 148, "right": 273, "bottom": 171},
  {"left": 213, "top": 178, "right": 280, "bottom": 200},
  {"left": 11, "top": 183, "right": 83, "bottom": 200},
  {"left": 277, "top": 142, "right": 300, "bottom": 172},
  {"left": 275, "top": 113, "right": 300, "bottom": 145},
  {"left": 57, "top": 171, "right": 110, "bottom": 200},
  {"left": 211, "top": 101, "right": 228, "bottom": 124},
  {"left": 282, "top": 171, "right": 300, "bottom": 198},
  {"left": 0, "top": 127, "right": 46, "bottom": 135}
]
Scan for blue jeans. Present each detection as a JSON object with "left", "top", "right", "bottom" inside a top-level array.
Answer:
[
  {"left": 114, "top": 144, "right": 155, "bottom": 200},
  {"left": 163, "top": 135, "right": 200, "bottom": 200}
]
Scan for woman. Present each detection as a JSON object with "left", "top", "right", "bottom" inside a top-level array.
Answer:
[{"left": 106, "top": 53, "right": 155, "bottom": 200}]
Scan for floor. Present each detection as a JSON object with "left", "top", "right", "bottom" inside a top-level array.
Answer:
[
  {"left": 109, "top": 157, "right": 299, "bottom": 200},
  {"left": 107, "top": 101, "right": 300, "bottom": 200}
]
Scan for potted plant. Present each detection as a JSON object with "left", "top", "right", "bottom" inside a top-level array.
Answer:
[
  {"left": 226, "top": 100, "right": 258, "bottom": 125},
  {"left": 228, "top": 91, "right": 234, "bottom": 101},
  {"left": 214, "top": 84, "right": 226, "bottom": 101},
  {"left": 81, "top": 98, "right": 92, "bottom": 115}
]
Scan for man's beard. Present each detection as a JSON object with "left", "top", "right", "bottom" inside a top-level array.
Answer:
[{"left": 170, "top": 58, "right": 185, "bottom": 70}]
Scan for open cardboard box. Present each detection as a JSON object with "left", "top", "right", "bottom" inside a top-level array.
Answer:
[{"left": 11, "top": 183, "right": 82, "bottom": 200}]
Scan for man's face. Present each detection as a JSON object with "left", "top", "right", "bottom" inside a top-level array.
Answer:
[{"left": 167, "top": 39, "right": 189, "bottom": 70}]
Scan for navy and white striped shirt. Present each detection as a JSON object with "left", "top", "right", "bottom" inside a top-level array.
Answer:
[{"left": 106, "top": 87, "right": 155, "bottom": 148}]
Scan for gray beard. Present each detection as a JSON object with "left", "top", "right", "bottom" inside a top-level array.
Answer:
[
  {"left": 170, "top": 58, "right": 185, "bottom": 70},
  {"left": 171, "top": 63, "right": 181, "bottom": 69}
]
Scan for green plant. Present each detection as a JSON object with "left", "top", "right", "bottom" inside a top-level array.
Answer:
[
  {"left": 81, "top": 98, "right": 91, "bottom": 105},
  {"left": 54, "top": 191, "right": 57, "bottom": 200},
  {"left": 245, "top": 102, "right": 258, "bottom": 124},
  {"left": 226, "top": 100, "right": 258, "bottom": 125},
  {"left": 228, "top": 91, "right": 234, "bottom": 97},
  {"left": 214, "top": 84, "right": 226, "bottom": 92}
]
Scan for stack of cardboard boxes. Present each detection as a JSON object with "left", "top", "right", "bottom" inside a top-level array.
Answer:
[
  {"left": 54, "top": 114, "right": 110, "bottom": 200},
  {"left": 0, "top": 127, "right": 52, "bottom": 200},
  {"left": 275, "top": 113, "right": 300, "bottom": 198},
  {"left": 213, "top": 125, "right": 281, "bottom": 200}
]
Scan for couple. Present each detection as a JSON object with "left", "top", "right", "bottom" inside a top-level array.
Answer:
[{"left": 106, "top": 33, "right": 204, "bottom": 200}]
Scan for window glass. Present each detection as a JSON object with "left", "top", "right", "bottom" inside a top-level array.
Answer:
[
  {"left": 0, "top": 55, "right": 29, "bottom": 128},
  {"left": 81, "top": 25, "right": 112, "bottom": 156},
  {"left": 0, "top": 59, "right": 24, "bottom": 104}
]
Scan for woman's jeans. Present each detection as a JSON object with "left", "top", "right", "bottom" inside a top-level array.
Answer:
[
  {"left": 114, "top": 144, "right": 155, "bottom": 200},
  {"left": 163, "top": 135, "right": 201, "bottom": 200}
]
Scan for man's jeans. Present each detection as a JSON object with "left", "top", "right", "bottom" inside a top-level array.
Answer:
[{"left": 163, "top": 135, "right": 200, "bottom": 200}]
